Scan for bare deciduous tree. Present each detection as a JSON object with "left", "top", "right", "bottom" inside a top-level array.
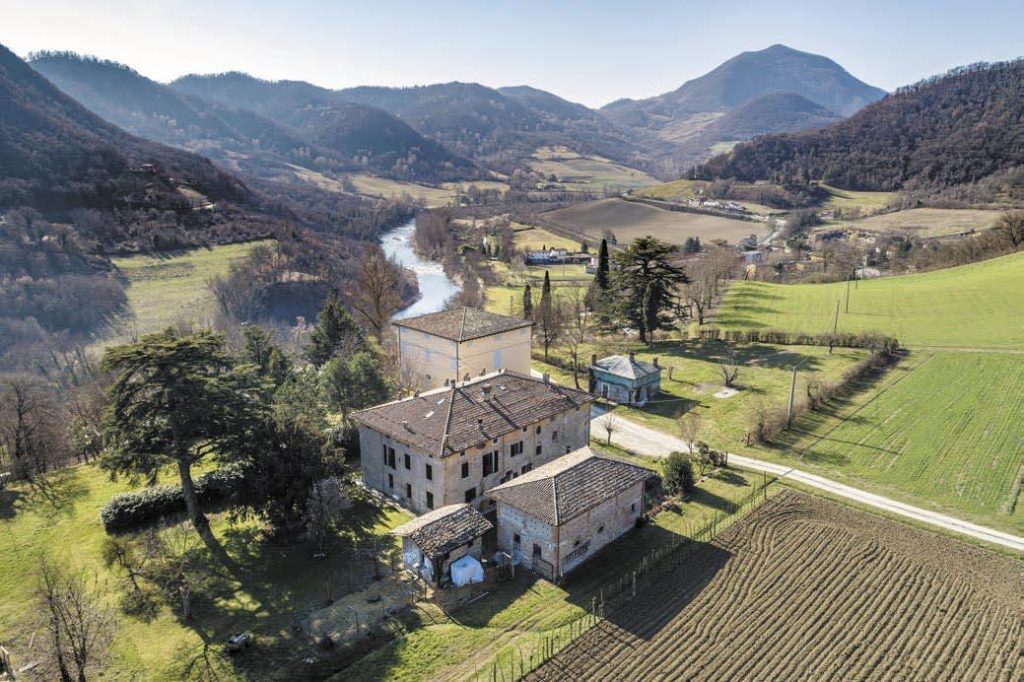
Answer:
[
  {"left": 37, "top": 560, "right": 114, "bottom": 682},
  {"left": 602, "top": 410, "right": 620, "bottom": 446},
  {"left": 558, "top": 288, "right": 592, "bottom": 389},
  {"left": 995, "top": 211, "right": 1024, "bottom": 248},
  {"left": 676, "top": 410, "right": 702, "bottom": 453},
  {"left": 306, "top": 477, "right": 354, "bottom": 554},
  {"left": 347, "top": 245, "right": 403, "bottom": 343}
]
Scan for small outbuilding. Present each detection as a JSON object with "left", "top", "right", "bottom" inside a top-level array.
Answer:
[
  {"left": 486, "top": 447, "right": 653, "bottom": 580},
  {"left": 588, "top": 352, "right": 662, "bottom": 406},
  {"left": 391, "top": 503, "right": 493, "bottom": 586}
]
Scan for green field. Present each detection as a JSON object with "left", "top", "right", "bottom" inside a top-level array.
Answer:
[
  {"left": 838, "top": 207, "right": 1002, "bottom": 237},
  {"left": 766, "top": 351, "right": 1024, "bottom": 533},
  {"left": 820, "top": 183, "right": 897, "bottom": 213},
  {"left": 0, "top": 463, "right": 410, "bottom": 680},
  {"left": 636, "top": 179, "right": 779, "bottom": 214},
  {"left": 717, "top": 251, "right": 1024, "bottom": 349},
  {"left": 544, "top": 198, "right": 759, "bottom": 246},
  {"left": 529, "top": 146, "right": 659, "bottom": 191},
  {"left": 99, "top": 241, "right": 270, "bottom": 348}
]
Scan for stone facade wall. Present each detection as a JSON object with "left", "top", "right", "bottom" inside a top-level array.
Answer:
[
  {"left": 495, "top": 481, "right": 644, "bottom": 579},
  {"left": 396, "top": 325, "right": 532, "bottom": 390},
  {"left": 592, "top": 369, "right": 661, "bottom": 406},
  {"left": 358, "top": 402, "right": 590, "bottom": 515}
]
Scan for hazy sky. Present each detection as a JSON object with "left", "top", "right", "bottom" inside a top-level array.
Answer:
[{"left": 2, "top": 0, "right": 1021, "bottom": 107}]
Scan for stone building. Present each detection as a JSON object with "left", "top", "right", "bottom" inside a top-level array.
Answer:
[
  {"left": 391, "top": 503, "right": 493, "bottom": 586},
  {"left": 394, "top": 307, "right": 533, "bottom": 390},
  {"left": 588, "top": 352, "right": 662, "bottom": 406},
  {"left": 487, "top": 447, "right": 653, "bottom": 580},
  {"left": 352, "top": 370, "right": 594, "bottom": 515}
]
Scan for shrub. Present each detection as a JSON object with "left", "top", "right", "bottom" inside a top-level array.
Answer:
[
  {"left": 698, "top": 328, "right": 899, "bottom": 353},
  {"left": 100, "top": 465, "right": 245, "bottom": 532},
  {"left": 662, "top": 451, "right": 696, "bottom": 496}
]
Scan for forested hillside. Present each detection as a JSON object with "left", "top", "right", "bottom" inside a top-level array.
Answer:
[{"left": 696, "top": 60, "right": 1024, "bottom": 200}]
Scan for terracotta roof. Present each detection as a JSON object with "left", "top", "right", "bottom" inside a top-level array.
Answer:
[
  {"left": 352, "top": 370, "right": 594, "bottom": 457},
  {"left": 486, "top": 447, "right": 654, "bottom": 525},
  {"left": 393, "top": 307, "right": 532, "bottom": 342},
  {"left": 590, "top": 354, "right": 660, "bottom": 381},
  {"left": 391, "top": 504, "right": 492, "bottom": 559}
]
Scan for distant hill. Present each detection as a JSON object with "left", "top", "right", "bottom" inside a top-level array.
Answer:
[
  {"left": 696, "top": 59, "right": 1024, "bottom": 197},
  {"left": 0, "top": 45, "right": 246, "bottom": 211},
  {"left": 603, "top": 44, "right": 885, "bottom": 126},
  {"left": 170, "top": 72, "right": 477, "bottom": 181},
  {"left": 704, "top": 92, "right": 842, "bottom": 140}
]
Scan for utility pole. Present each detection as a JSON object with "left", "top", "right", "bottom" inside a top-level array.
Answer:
[
  {"left": 845, "top": 277, "right": 851, "bottom": 314},
  {"left": 787, "top": 357, "right": 810, "bottom": 427},
  {"left": 829, "top": 299, "right": 840, "bottom": 355}
]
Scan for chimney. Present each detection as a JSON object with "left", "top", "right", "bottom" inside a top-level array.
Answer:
[
  {"left": 414, "top": 389, "right": 421, "bottom": 398},
  {"left": 480, "top": 368, "right": 487, "bottom": 376},
  {"left": 477, "top": 417, "right": 484, "bottom": 430},
  {"left": 402, "top": 420, "right": 413, "bottom": 433},
  {"left": 463, "top": 373, "right": 471, "bottom": 383},
  {"left": 629, "top": 351, "right": 636, "bottom": 363},
  {"left": 444, "top": 378, "right": 450, "bottom": 387},
  {"left": 653, "top": 357, "right": 659, "bottom": 368},
  {"left": 591, "top": 353, "right": 597, "bottom": 367},
  {"left": 542, "top": 372, "right": 550, "bottom": 384},
  {"left": 481, "top": 385, "right": 493, "bottom": 400}
]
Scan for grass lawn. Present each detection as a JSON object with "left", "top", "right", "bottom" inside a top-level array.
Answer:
[
  {"left": 100, "top": 241, "right": 272, "bottom": 348},
  {"left": 511, "top": 225, "right": 584, "bottom": 253},
  {"left": 0, "top": 463, "right": 410, "bottom": 680},
  {"left": 753, "top": 351, "right": 1024, "bottom": 534},
  {"left": 716, "top": 251, "right": 1024, "bottom": 349},
  {"left": 336, "top": 460, "right": 775, "bottom": 681},
  {"left": 635, "top": 179, "right": 781, "bottom": 215},
  {"left": 534, "top": 338, "right": 867, "bottom": 453},
  {"left": 484, "top": 282, "right": 588, "bottom": 317}
]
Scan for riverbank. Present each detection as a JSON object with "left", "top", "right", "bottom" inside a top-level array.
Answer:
[{"left": 380, "top": 219, "right": 459, "bottom": 319}]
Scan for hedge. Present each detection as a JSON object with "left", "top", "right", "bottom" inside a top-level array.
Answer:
[
  {"left": 100, "top": 465, "right": 245, "bottom": 532},
  {"left": 697, "top": 328, "right": 900, "bottom": 353}
]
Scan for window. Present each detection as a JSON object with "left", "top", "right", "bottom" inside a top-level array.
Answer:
[
  {"left": 565, "top": 446, "right": 571, "bottom": 454},
  {"left": 573, "top": 539, "right": 580, "bottom": 547},
  {"left": 449, "top": 356, "right": 458, "bottom": 370},
  {"left": 465, "top": 487, "right": 477, "bottom": 503},
  {"left": 405, "top": 483, "right": 412, "bottom": 498},
  {"left": 467, "top": 539, "right": 474, "bottom": 548},
  {"left": 522, "top": 426, "right": 527, "bottom": 433},
  {"left": 387, "top": 447, "right": 396, "bottom": 469},
  {"left": 426, "top": 491, "right": 434, "bottom": 509},
  {"left": 521, "top": 463, "right": 532, "bottom": 474},
  {"left": 426, "top": 464, "right": 433, "bottom": 480},
  {"left": 423, "top": 349, "right": 431, "bottom": 362},
  {"left": 461, "top": 462, "right": 470, "bottom": 478},
  {"left": 598, "top": 525, "right": 605, "bottom": 534},
  {"left": 493, "top": 350, "right": 502, "bottom": 368},
  {"left": 535, "top": 425, "right": 542, "bottom": 435},
  {"left": 631, "top": 503, "right": 636, "bottom": 512},
  {"left": 535, "top": 444, "right": 542, "bottom": 456},
  {"left": 404, "top": 453, "right": 411, "bottom": 470},
  {"left": 552, "top": 430, "right": 558, "bottom": 441},
  {"left": 388, "top": 473, "right": 393, "bottom": 489},
  {"left": 381, "top": 444, "right": 387, "bottom": 465},
  {"left": 510, "top": 441, "right": 523, "bottom": 457},
  {"left": 482, "top": 451, "right": 499, "bottom": 477},
  {"left": 513, "top": 533, "right": 521, "bottom": 546}
]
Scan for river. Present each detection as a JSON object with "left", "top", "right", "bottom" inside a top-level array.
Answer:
[{"left": 380, "top": 219, "right": 459, "bottom": 319}]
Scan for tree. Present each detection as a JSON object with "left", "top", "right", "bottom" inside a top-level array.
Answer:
[
  {"left": 0, "top": 375, "right": 68, "bottom": 479},
  {"left": 720, "top": 347, "right": 741, "bottom": 388},
  {"left": 347, "top": 245, "right": 403, "bottom": 343},
  {"left": 995, "top": 211, "right": 1024, "bottom": 249},
  {"left": 611, "top": 237, "right": 690, "bottom": 343},
  {"left": 242, "top": 325, "right": 290, "bottom": 386},
  {"left": 321, "top": 351, "right": 390, "bottom": 419},
  {"left": 522, "top": 284, "right": 533, "bottom": 320},
  {"left": 37, "top": 560, "right": 114, "bottom": 682},
  {"left": 586, "top": 238, "right": 611, "bottom": 317},
  {"left": 559, "top": 288, "right": 592, "bottom": 389},
  {"left": 100, "top": 330, "right": 268, "bottom": 547},
  {"left": 306, "top": 477, "right": 354, "bottom": 554},
  {"left": 305, "top": 295, "right": 367, "bottom": 368},
  {"left": 676, "top": 410, "right": 702, "bottom": 453},
  {"left": 662, "top": 451, "right": 695, "bottom": 496},
  {"left": 602, "top": 410, "right": 620, "bottom": 446},
  {"left": 534, "top": 273, "right": 564, "bottom": 362}
]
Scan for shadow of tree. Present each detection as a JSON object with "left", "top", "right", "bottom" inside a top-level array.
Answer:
[{"left": 2, "top": 467, "right": 90, "bottom": 520}]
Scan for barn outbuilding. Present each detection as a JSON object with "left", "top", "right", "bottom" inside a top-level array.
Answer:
[
  {"left": 391, "top": 503, "right": 493, "bottom": 586},
  {"left": 588, "top": 352, "right": 662, "bottom": 406}
]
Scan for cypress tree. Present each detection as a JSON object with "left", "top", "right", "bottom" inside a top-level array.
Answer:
[
  {"left": 539, "top": 271, "right": 552, "bottom": 319},
  {"left": 522, "top": 284, "right": 533, "bottom": 319},
  {"left": 595, "top": 239, "right": 610, "bottom": 291}
]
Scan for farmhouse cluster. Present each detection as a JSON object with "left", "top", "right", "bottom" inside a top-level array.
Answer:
[{"left": 353, "top": 307, "right": 659, "bottom": 586}]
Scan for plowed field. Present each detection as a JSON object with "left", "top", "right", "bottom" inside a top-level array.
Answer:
[{"left": 528, "top": 492, "right": 1022, "bottom": 681}]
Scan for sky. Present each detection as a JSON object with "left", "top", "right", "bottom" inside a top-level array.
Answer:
[{"left": 2, "top": 0, "right": 1022, "bottom": 108}]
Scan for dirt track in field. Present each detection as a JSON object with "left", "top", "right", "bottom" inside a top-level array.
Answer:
[{"left": 527, "top": 492, "right": 1022, "bottom": 681}]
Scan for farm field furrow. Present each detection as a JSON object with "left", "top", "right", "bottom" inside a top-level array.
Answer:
[
  {"left": 526, "top": 492, "right": 1022, "bottom": 682},
  {"left": 716, "top": 251, "right": 1024, "bottom": 349}
]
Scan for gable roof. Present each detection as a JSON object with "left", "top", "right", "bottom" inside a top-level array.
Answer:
[
  {"left": 591, "top": 354, "right": 660, "bottom": 381},
  {"left": 352, "top": 370, "right": 594, "bottom": 457},
  {"left": 393, "top": 307, "right": 532, "bottom": 342},
  {"left": 486, "top": 447, "right": 654, "bottom": 525},
  {"left": 391, "top": 504, "right": 492, "bottom": 559}
]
